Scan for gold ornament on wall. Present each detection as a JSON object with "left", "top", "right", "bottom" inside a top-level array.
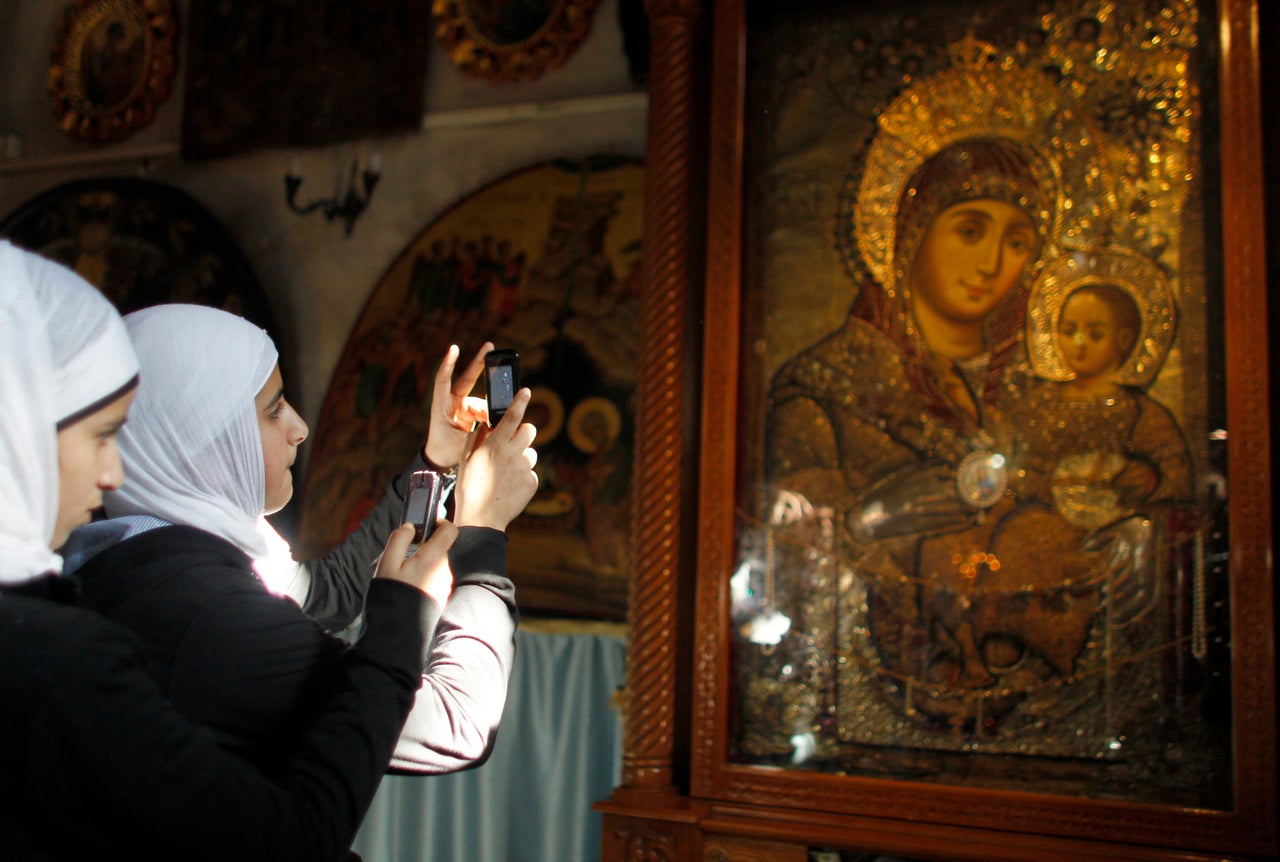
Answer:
[
  {"left": 47, "top": 0, "right": 178, "bottom": 144},
  {"left": 432, "top": 0, "right": 599, "bottom": 83}
]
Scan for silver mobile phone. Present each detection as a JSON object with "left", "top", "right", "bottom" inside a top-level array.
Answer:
[{"left": 401, "top": 469, "right": 443, "bottom": 543}]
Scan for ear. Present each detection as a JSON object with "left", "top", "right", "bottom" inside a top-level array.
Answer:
[{"left": 1117, "top": 326, "right": 1136, "bottom": 356}]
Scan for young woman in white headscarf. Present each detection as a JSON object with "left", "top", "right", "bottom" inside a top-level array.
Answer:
[
  {"left": 65, "top": 303, "right": 538, "bottom": 774},
  {"left": 0, "top": 241, "right": 463, "bottom": 860}
]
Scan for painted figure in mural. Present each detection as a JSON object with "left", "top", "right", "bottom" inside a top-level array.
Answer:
[{"left": 746, "top": 38, "right": 1196, "bottom": 759}]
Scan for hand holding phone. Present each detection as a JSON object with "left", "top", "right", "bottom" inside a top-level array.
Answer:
[
  {"left": 453, "top": 387, "right": 540, "bottom": 532},
  {"left": 484, "top": 348, "right": 519, "bottom": 426},
  {"left": 423, "top": 343, "right": 490, "bottom": 472},
  {"left": 375, "top": 521, "right": 456, "bottom": 607}
]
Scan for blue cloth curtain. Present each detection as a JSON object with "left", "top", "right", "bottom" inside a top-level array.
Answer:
[{"left": 353, "top": 626, "right": 627, "bottom": 862}]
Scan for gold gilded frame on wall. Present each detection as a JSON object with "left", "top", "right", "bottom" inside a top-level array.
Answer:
[
  {"left": 48, "top": 0, "right": 177, "bottom": 144},
  {"left": 601, "top": 1, "right": 1280, "bottom": 860},
  {"left": 432, "top": 0, "right": 600, "bottom": 82}
]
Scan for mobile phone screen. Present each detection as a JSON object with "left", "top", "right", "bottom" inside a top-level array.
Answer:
[
  {"left": 485, "top": 349, "right": 519, "bottom": 424},
  {"left": 489, "top": 364, "right": 515, "bottom": 408}
]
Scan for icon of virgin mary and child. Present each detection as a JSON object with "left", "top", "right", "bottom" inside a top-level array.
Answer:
[{"left": 750, "top": 38, "right": 1198, "bottom": 764}]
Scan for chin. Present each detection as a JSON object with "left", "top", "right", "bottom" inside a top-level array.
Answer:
[{"left": 264, "top": 490, "right": 294, "bottom": 517}]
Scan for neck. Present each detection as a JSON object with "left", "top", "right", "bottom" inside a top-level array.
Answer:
[
  {"left": 1061, "top": 375, "right": 1121, "bottom": 399},
  {"left": 911, "top": 299, "right": 986, "bottom": 359}
]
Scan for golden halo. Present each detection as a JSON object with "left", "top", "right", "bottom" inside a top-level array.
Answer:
[
  {"left": 567, "top": 396, "right": 621, "bottom": 454},
  {"left": 849, "top": 36, "right": 1111, "bottom": 294},
  {"left": 1026, "top": 247, "right": 1177, "bottom": 387},
  {"left": 526, "top": 386, "right": 565, "bottom": 447}
]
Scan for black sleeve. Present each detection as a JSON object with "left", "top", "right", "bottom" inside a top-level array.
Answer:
[{"left": 0, "top": 580, "right": 429, "bottom": 862}]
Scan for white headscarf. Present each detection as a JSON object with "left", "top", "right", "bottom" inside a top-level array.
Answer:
[
  {"left": 0, "top": 241, "right": 139, "bottom": 585},
  {"left": 104, "top": 304, "right": 278, "bottom": 559},
  {"left": 25, "top": 247, "right": 141, "bottom": 429}
]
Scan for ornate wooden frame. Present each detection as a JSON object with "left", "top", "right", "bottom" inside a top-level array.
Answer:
[
  {"left": 432, "top": 0, "right": 600, "bottom": 82},
  {"left": 599, "top": 0, "right": 1275, "bottom": 860},
  {"left": 47, "top": 0, "right": 177, "bottom": 144}
]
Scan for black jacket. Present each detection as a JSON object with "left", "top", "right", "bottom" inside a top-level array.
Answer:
[
  {"left": 75, "top": 523, "right": 516, "bottom": 774},
  {"left": 0, "top": 573, "right": 429, "bottom": 861}
]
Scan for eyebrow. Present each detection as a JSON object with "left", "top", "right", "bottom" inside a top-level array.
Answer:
[
  {"left": 260, "top": 387, "right": 285, "bottom": 412},
  {"left": 944, "top": 207, "right": 994, "bottom": 221},
  {"left": 91, "top": 415, "right": 128, "bottom": 436},
  {"left": 946, "top": 207, "right": 1035, "bottom": 231}
]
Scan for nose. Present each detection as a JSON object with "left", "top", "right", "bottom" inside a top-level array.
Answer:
[
  {"left": 100, "top": 444, "right": 126, "bottom": 491},
  {"left": 292, "top": 414, "right": 309, "bottom": 446},
  {"left": 1072, "top": 331, "right": 1087, "bottom": 346},
  {"left": 976, "top": 235, "right": 1003, "bottom": 277}
]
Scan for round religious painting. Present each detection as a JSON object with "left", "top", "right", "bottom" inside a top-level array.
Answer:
[
  {"left": 433, "top": 0, "right": 599, "bottom": 83},
  {"left": 295, "top": 155, "right": 643, "bottom": 619},
  {"left": 0, "top": 177, "right": 277, "bottom": 338},
  {"left": 48, "top": 0, "right": 179, "bottom": 143}
]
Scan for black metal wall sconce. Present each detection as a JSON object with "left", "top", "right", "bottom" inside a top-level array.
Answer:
[{"left": 284, "top": 153, "right": 381, "bottom": 237}]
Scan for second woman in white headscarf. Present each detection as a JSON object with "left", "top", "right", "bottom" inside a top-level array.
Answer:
[
  {"left": 68, "top": 302, "right": 539, "bottom": 774},
  {"left": 89, "top": 304, "right": 297, "bottom": 586}
]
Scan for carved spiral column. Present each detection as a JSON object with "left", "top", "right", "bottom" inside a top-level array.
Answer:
[
  {"left": 1218, "top": 0, "right": 1276, "bottom": 839},
  {"left": 620, "top": 0, "right": 703, "bottom": 794}
]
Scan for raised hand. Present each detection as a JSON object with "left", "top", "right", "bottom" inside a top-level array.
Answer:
[
  {"left": 375, "top": 521, "right": 458, "bottom": 607},
  {"left": 424, "top": 343, "right": 491, "bottom": 472},
  {"left": 453, "top": 387, "right": 539, "bottom": 532}
]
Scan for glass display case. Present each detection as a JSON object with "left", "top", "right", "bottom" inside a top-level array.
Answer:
[{"left": 599, "top": 1, "right": 1273, "bottom": 859}]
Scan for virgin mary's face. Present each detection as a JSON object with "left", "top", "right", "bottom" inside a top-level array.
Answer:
[{"left": 909, "top": 198, "right": 1039, "bottom": 326}]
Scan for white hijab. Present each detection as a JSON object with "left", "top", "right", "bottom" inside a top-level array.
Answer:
[
  {"left": 0, "top": 241, "right": 139, "bottom": 585},
  {"left": 105, "top": 304, "right": 278, "bottom": 559}
]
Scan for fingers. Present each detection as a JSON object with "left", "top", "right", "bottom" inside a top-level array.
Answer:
[
  {"left": 460, "top": 395, "right": 488, "bottom": 417},
  {"left": 374, "top": 523, "right": 417, "bottom": 579},
  {"left": 456, "top": 342, "right": 493, "bottom": 396},
  {"left": 492, "top": 387, "right": 532, "bottom": 437},
  {"left": 403, "top": 520, "right": 458, "bottom": 605},
  {"left": 432, "top": 344, "right": 461, "bottom": 405},
  {"left": 453, "top": 386, "right": 540, "bottom": 530},
  {"left": 431, "top": 343, "right": 490, "bottom": 412},
  {"left": 416, "top": 519, "right": 459, "bottom": 561},
  {"left": 489, "top": 389, "right": 537, "bottom": 467},
  {"left": 425, "top": 345, "right": 491, "bottom": 467},
  {"left": 376, "top": 520, "right": 458, "bottom": 601}
]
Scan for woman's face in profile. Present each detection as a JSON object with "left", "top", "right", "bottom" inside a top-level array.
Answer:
[
  {"left": 909, "top": 197, "right": 1038, "bottom": 325},
  {"left": 54, "top": 389, "right": 135, "bottom": 549},
  {"left": 254, "top": 365, "right": 308, "bottom": 515}
]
